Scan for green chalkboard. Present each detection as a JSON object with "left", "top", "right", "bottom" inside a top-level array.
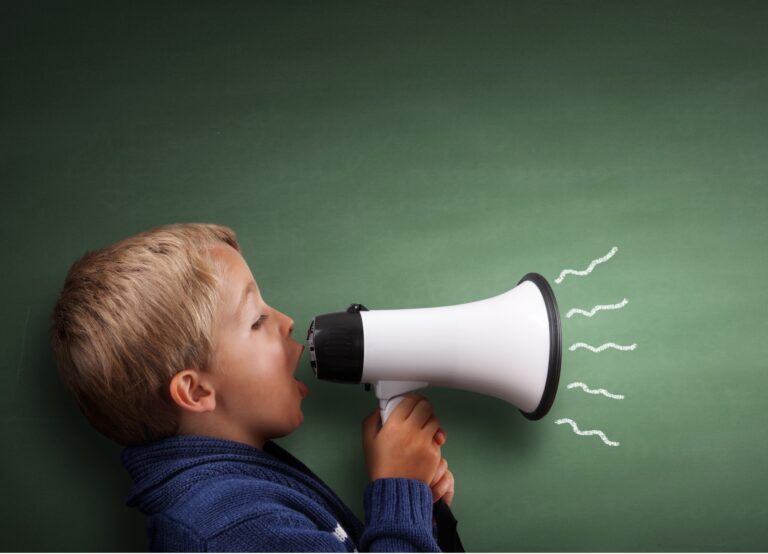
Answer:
[{"left": 2, "top": 1, "right": 767, "bottom": 551}]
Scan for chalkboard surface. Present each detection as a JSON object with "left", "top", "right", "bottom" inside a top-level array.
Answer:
[{"left": 2, "top": 1, "right": 767, "bottom": 551}]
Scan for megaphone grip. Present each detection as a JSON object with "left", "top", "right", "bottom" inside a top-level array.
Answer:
[{"left": 379, "top": 395, "right": 405, "bottom": 425}]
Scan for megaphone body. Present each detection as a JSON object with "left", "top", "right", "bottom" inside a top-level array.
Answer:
[{"left": 307, "top": 273, "right": 562, "bottom": 423}]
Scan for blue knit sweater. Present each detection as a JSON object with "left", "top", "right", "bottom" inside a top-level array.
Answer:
[{"left": 121, "top": 435, "right": 442, "bottom": 552}]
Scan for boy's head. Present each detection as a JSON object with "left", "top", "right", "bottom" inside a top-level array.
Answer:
[{"left": 49, "top": 223, "right": 307, "bottom": 448}]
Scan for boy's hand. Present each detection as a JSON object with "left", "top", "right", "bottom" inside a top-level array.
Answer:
[
  {"left": 362, "top": 393, "right": 444, "bottom": 485},
  {"left": 429, "top": 457, "right": 455, "bottom": 506}
]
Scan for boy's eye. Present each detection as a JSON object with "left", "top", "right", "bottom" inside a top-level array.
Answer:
[{"left": 251, "top": 315, "right": 268, "bottom": 330}]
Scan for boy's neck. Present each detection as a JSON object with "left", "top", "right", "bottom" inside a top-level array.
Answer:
[{"left": 176, "top": 412, "right": 267, "bottom": 450}]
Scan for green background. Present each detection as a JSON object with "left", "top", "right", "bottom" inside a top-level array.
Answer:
[{"left": 2, "top": 1, "right": 767, "bottom": 551}]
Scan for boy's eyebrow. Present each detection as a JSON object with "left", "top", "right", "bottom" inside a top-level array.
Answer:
[{"left": 236, "top": 282, "right": 258, "bottom": 320}]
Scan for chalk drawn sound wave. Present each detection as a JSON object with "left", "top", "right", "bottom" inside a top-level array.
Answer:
[
  {"left": 567, "top": 382, "right": 625, "bottom": 400},
  {"left": 566, "top": 298, "right": 628, "bottom": 318},
  {"left": 555, "top": 246, "right": 618, "bottom": 284},
  {"left": 569, "top": 342, "right": 637, "bottom": 353},
  {"left": 555, "top": 418, "right": 620, "bottom": 447}
]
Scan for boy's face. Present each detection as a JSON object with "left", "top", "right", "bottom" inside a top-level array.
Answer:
[{"left": 204, "top": 244, "right": 308, "bottom": 448}]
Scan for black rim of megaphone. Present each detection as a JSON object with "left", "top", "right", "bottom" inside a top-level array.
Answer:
[{"left": 517, "top": 272, "right": 562, "bottom": 421}]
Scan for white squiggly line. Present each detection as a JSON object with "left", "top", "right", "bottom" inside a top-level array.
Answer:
[
  {"left": 555, "top": 246, "right": 618, "bottom": 284},
  {"left": 567, "top": 382, "right": 625, "bottom": 400},
  {"left": 555, "top": 418, "right": 620, "bottom": 447},
  {"left": 566, "top": 298, "right": 628, "bottom": 318},
  {"left": 569, "top": 342, "right": 637, "bottom": 352}
]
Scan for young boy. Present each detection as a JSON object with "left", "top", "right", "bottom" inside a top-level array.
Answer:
[{"left": 49, "top": 223, "right": 455, "bottom": 552}]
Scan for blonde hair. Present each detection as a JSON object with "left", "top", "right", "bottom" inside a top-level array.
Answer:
[{"left": 49, "top": 223, "right": 240, "bottom": 446}]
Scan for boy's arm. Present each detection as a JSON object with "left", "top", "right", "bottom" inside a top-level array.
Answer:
[
  {"left": 204, "top": 478, "right": 440, "bottom": 553},
  {"left": 205, "top": 511, "right": 352, "bottom": 552},
  {"left": 359, "top": 478, "right": 442, "bottom": 553}
]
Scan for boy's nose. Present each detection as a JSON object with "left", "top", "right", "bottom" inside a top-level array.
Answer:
[{"left": 283, "top": 313, "right": 295, "bottom": 336}]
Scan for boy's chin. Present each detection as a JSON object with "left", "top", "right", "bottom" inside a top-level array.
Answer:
[{"left": 282, "top": 407, "right": 304, "bottom": 433}]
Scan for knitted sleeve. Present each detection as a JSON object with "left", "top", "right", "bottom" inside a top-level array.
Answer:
[
  {"left": 205, "top": 510, "right": 354, "bottom": 552},
  {"left": 359, "top": 478, "right": 442, "bottom": 552}
]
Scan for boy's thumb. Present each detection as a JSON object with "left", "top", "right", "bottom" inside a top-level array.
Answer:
[{"left": 362, "top": 409, "right": 381, "bottom": 444}]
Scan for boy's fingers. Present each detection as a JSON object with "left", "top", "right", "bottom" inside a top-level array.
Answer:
[
  {"left": 430, "top": 457, "right": 448, "bottom": 486},
  {"left": 409, "top": 396, "right": 435, "bottom": 428},
  {"left": 431, "top": 470, "right": 453, "bottom": 504},
  {"left": 422, "top": 413, "right": 442, "bottom": 440},
  {"left": 388, "top": 393, "right": 426, "bottom": 422},
  {"left": 434, "top": 429, "right": 447, "bottom": 446},
  {"left": 431, "top": 480, "right": 449, "bottom": 504}
]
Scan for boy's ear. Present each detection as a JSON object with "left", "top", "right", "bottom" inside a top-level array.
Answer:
[{"left": 169, "top": 370, "right": 216, "bottom": 413}]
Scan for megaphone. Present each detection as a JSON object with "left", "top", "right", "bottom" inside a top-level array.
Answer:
[{"left": 306, "top": 273, "right": 562, "bottom": 423}]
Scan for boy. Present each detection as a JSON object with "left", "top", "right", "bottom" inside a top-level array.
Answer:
[{"left": 49, "top": 223, "right": 455, "bottom": 552}]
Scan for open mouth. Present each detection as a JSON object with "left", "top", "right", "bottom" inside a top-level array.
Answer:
[
  {"left": 295, "top": 377, "right": 309, "bottom": 398},
  {"left": 295, "top": 344, "right": 305, "bottom": 371},
  {"left": 295, "top": 345, "right": 309, "bottom": 397}
]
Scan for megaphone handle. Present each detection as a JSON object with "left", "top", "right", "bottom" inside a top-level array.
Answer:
[
  {"left": 379, "top": 395, "right": 405, "bottom": 425},
  {"left": 375, "top": 381, "right": 429, "bottom": 427},
  {"left": 377, "top": 393, "right": 464, "bottom": 551}
]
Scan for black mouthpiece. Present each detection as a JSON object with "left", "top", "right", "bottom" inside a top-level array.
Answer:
[{"left": 306, "top": 303, "right": 368, "bottom": 383}]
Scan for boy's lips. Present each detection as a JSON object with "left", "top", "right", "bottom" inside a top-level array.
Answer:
[
  {"left": 292, "top": 344, "right": 305, "bottom": 373},
  {"left": 295, "top": 377, "right": 309, "bottom": 398}
]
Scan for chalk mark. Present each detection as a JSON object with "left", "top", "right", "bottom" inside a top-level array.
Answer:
[
  {"left": 566, "top": 298, "right": 628, "bottom": 318},
  {"left": 567, "top": 381, "right": 625, "bottom": 400},
  {"left": 555, "top": 418, "right": 620, "bottom": 447},
  {"left": 555, "top": 246, "right": 618, "bottom": 284},
  {"left": 569, "top": 342, "right": 637, "bottom": 353}
]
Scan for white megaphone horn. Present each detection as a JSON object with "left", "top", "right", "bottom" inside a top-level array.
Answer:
[{"left": 306, "top": 272, "right": 562, "bottom": 424}]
